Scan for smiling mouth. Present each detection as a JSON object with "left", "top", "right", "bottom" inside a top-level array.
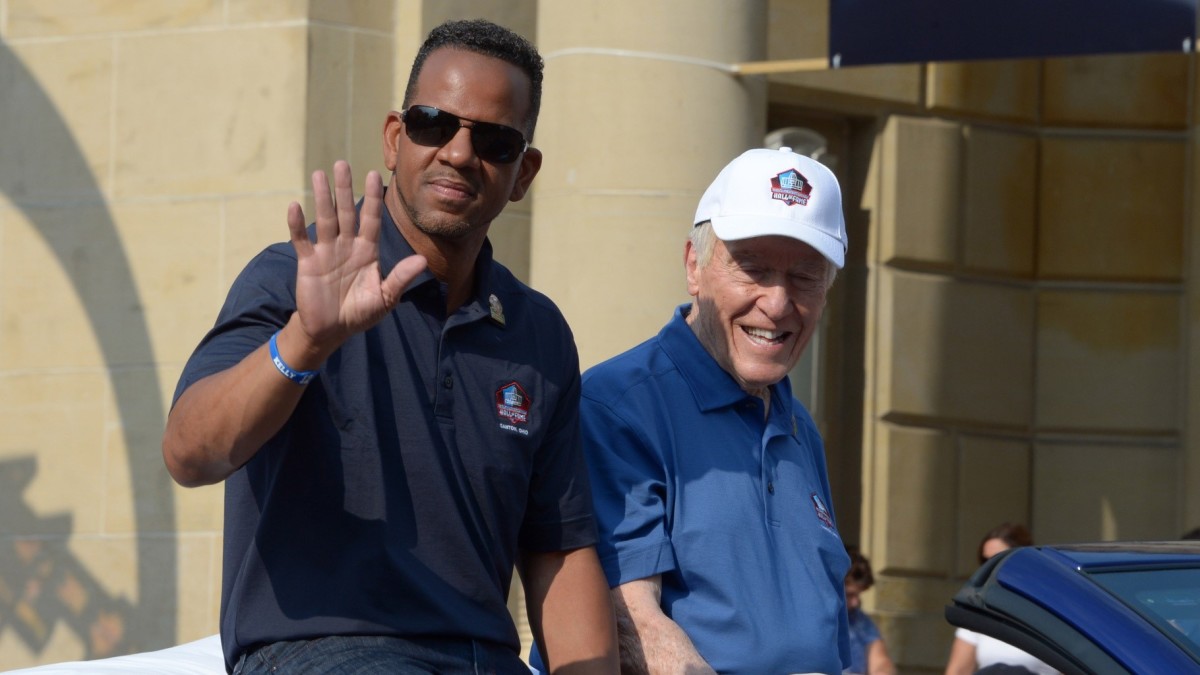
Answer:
[
  {"left": 742, "top": 326, "right": 791, "bottom": 346},
  {"left": 429, "top": 176, "right": 477, "bottom": 200}
]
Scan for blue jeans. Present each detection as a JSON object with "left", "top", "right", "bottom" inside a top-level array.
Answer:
[{"left": 232, "top": 634, "right": 531, "bottom": 675}]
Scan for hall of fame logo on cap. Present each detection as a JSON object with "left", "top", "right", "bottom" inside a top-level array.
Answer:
[
  {"left": 496, "top": 381, "right": 531, "bottom": 436},
  {"left": 771, "top": 168, "right": 812, "bottom": 206}
]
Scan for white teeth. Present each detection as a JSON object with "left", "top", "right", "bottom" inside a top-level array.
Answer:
[{"left": 744, "top": 327, "right": 783, "bottom": 341}]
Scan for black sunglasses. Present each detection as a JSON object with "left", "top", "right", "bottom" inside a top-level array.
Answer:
[{"left": 400, "top": 105, "right": 529, "bottom": 164}]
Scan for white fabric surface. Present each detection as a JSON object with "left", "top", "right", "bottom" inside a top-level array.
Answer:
[
  {"left": 955, "top": 627, "right": 1059, "bottom": 675},
  {"left": 4, "top": 634, "right": 223, "bottom": 674}
]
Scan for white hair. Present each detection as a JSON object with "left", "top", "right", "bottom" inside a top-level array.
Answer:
[{"left": 689, "top": 221, "right": 838, "bottom": 288}]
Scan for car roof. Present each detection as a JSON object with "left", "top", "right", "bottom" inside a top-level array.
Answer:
[
  {"left": 948, "top": 542, "right": 1200, "bottom": 674},
  {"left": 1039, "top": 541, "right": 1200, "bottom": 571}
]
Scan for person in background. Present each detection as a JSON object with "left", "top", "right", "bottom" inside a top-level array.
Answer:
[
  {"left": 162, "top": 18, "right": 617, "bottom": 675},
  {"left": 843, "top": 545, "right": 897, "bottom": 675},
  {"left": 945, "top": 523, "right": 1057, "bottom": 675},
  {"left": 975, "top": 522, "right": 1033, "bottom": 564}
]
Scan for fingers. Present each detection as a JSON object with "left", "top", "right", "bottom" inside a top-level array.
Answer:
[
  {"left": 381, "top": 254, "right": 428, "bottom": 308},
  {"left": 358, "top": 170, "right": 384, "bottom": 246},
  {"left": 310, "top": 161, "right": 367, "bottom": 242},
  {"left": 311, "top": 167, "right": 336, "bottom": 244},
  {"left": 300, "top": 161, "right": 380, "bottom": 264},
  {"left": 333, "top": 160, "right": 358, "bottom": 237},
  {"left": 286, "top": 201, "right": 313, "bottom": 257}
]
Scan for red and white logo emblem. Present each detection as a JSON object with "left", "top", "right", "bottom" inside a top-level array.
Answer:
[{"left": 771, "top": 168, "right": 812, "bottom": 206}]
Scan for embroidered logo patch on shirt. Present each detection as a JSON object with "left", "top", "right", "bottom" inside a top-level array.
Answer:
[
  {"left": 811, "top": 492, "right": 835, "bottom": 531},
  {"left": 495, "top": 381, "right": 531, "bottom": 436},
  {"left": 771, "top": 168, "right": 812, "bottom": 206}
]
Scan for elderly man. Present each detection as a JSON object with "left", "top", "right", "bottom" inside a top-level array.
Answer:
[{"left": 575, "top": 147, "right": 851, "bottom": 673}]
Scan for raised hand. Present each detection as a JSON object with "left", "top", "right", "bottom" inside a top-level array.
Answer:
[{"left": 286, "top": 160, "right": 427, "bottom": 355}]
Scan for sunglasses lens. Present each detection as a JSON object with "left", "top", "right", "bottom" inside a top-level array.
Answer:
[
  {"left": 471, "top": 124, "right": 526, "bottom": 164},
  {"left": 403, "top": 106, "right": 457, "bottom": 147},
  {"left": 402, "top": 106, "right": 527, "bottom": 164}
]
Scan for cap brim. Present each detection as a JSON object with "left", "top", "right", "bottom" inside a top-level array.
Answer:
[{"left": 711, "top": 216, "right": 846, "bottom": 269}]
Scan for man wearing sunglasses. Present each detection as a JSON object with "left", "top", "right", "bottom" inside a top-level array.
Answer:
[
  {"left": 534, "top": 148, "right": 853, "bottom": 674},
  {"left": 163, "top": 18, "right": 617, "bottom": 675}
]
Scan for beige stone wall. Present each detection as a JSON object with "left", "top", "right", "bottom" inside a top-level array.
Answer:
[
  {"left": 853, "top": 54, "right": 1193, "bottom": 672},
  {"left": 0, "top": 0, "right": 395, "bottom": 667},
  {"left": 767, "top": 7, "right": 1196, "bottom": 673},
  {"left": 533, "top": 0, "right": 768, "bottom": 368}
]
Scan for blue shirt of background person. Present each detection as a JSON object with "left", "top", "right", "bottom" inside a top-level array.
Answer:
[{"left": 844, "top": 545, "right": 897, "bottom": 675}]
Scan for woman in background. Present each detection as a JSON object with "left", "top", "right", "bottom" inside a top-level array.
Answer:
[{"left": 944, "top": 523, "right": 1059, "bottom": 675}]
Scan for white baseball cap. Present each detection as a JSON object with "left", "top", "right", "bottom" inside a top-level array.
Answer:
[{"left": 693, "top": 146, "right": 848, "bottom": 268}]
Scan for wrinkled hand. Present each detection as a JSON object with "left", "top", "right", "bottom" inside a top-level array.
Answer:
[{"left": 286, "top": 160, "right": 427, "bottom": 352}]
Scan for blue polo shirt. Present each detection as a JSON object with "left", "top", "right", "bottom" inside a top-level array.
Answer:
[
  {"left": 173, "top": 200, "right": 596, "bottom": 672},
  {"left": 581, "top": 305, "right": 850, "bottom": 674},
  {"left": 846, "top": 608, "right": 882, "bottom": 674}
]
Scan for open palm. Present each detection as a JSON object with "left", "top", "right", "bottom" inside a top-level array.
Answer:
[{"left": 287, "top": 161, "right": 427, "bottom": 349}]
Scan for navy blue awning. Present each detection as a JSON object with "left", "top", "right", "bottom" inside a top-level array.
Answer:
[{"left": 829, "top": 0, "right": 1197, "bottom": 67}]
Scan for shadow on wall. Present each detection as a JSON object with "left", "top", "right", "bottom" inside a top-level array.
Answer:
[
  {"left": 0, "top": 458, "right": 138, "bottom": 658},
  {"left": 0, "top": 41, "right": 175, "bottom": 656}
]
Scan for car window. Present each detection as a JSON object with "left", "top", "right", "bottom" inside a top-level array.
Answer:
[{"left": 1088, "top": 567, "right": 1200, "bottom": 661}]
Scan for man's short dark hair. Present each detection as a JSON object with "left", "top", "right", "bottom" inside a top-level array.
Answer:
[{"left": 403, "top": 19, "right": 544, "bottom": 138}]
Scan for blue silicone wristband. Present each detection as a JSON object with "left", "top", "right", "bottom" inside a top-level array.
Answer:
[{"left": 268, "top": 330, "right": 319, "bottom": 385}]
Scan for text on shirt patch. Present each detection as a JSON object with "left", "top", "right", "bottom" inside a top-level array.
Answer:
[
  {"left": 495, "top": 381, "right": 531, "bottom": 436},
  {"left": 811, "top": 492, "right": 835, "bottom": 531}
]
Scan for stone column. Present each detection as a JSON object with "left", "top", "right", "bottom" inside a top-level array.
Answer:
[{"left": 532, "top": 1, "right": 768, "bottom": 368}]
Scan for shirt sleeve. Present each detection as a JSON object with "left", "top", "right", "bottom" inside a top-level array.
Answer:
[
  {"left": 860, "top": 611, "right": 882, "bottom": 644},
  {"left": 518, "top": 324, "right": 598, "bottom": 552},
  {"left": 172, "top": 245, "right": 297, "bottom": 405},
  {"left": 580, "top": 389, "right": 678, "bottom": 588}
]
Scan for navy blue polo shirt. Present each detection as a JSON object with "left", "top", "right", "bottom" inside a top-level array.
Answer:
[
  {"left": 173, "top": 200, "right": 596, "bottom": 671},
  {"left": 579, "top": 305, "right": 850, "bottom": 674}
]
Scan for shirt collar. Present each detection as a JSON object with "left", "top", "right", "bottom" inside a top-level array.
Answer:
[
  {"left": 658, "top": 303, "right": 793, "bottom": 414},
  {"left": 378, "top": 197, "right": 503, "bottom": 326},
  {"left": 378, "top": 199, "right": 431, "bottom": 290}
]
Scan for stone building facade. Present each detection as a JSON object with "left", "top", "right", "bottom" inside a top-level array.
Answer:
[{"left": 1, "top": 1, "right": 1196, "bottom": 672}]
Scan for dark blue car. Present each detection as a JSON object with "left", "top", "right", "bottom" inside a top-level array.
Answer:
[{"left": 946, "top": 542, "right": 1200, "bottom": 674}]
